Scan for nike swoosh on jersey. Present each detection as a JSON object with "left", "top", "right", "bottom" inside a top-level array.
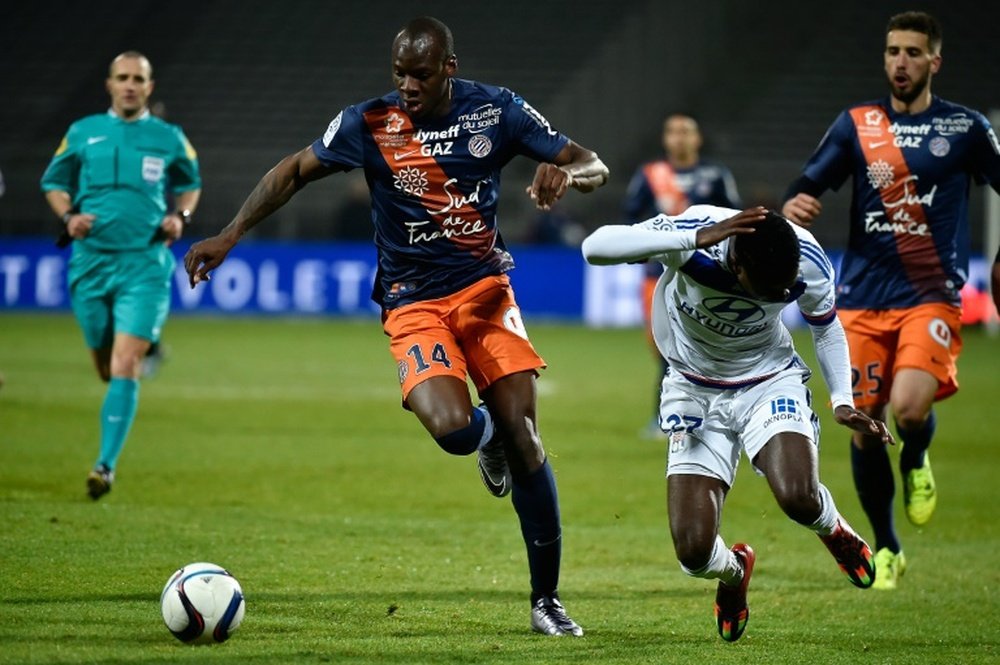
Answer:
[
  {"left": 393, "top": 148, "right": 418, "bottom": 160},
  {"left": 868, "top": 140, "right": 888, "bottom": 148},
  {"left": 87, "top": 136, "right": 108, "bottom": 145}
]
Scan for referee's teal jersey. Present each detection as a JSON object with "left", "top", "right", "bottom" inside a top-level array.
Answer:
[{"left": 41, "top": 109, "right": 201, "bottom": 252}]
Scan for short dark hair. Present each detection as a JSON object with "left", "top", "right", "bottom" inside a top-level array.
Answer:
[
  {"left": 886, "top": 11, "right": 942, "bottom": 53},
  {"left": 732, "top": 211, "right": 800, "bottom": 297},
  {"left": 397, "top": 16, "right": 455, "bottom": 60}
]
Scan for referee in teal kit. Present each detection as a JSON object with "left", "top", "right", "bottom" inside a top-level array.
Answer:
[{"left": 41, "top": 51, "right": 201, "bottom": 499}]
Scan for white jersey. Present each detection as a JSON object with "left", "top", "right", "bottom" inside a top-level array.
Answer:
[
  {"left": 644, "top": 206, "right": 837, "bottom": 387},
  {"left": 582, "top": 204, "right": 853, "bottom": 406}
]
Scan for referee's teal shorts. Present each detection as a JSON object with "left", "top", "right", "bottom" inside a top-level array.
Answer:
[{"left": 68, "top": 245, "right": 175, "bottom": 349}]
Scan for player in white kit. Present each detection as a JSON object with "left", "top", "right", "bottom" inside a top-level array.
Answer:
[{"left": 582, "top": 206, "right": 894, "bottom": 642}]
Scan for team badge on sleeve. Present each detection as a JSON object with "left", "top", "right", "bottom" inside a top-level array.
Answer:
[{"left": 323, "top": 111, "right": 343, "bottom": 147}]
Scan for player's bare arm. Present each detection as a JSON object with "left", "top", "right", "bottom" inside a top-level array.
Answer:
[
  {"left": 694, "top": 207, "right": 767, "bottom": 248},
  {"left": 834, "top": 405, "right": 895, "bottom": 445},
  {"left": 781, "top": 193, "right": 823, "bottom": 227},
  {"left": 184, "top": 147, "right": 338, "bottom": 286},
  {"left": 526, "top": 140, "right": 608, "bottom": 210}
]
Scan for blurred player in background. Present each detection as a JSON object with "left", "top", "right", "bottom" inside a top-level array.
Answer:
[
  {"left": 782, "top": 11, "right": 1000, "bottom": 589},
  {"left": 623, "top": 114, "right": 741, "bottom": 438},
  {"left": 583, "top": 206, "right": 893, "bottom": 642},
  {"left": 41, "top": 51, "right": 201, "bottom": 500},
  {"left": 184, "top": 17, "right": 608, "bottom": 636}
]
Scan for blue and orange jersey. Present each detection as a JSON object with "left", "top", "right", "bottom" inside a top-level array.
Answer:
[
  {"left": 624, "top": 161, "right": 740, "bottom": 222},
  {"left": 800, "top": 96, "right": 1000, "bottom": 309},
  {"left": 623, "top": 161, "right": 740, "bottom": 278},
  {"left": 311, "top": 78, "right": 569, "bottom": 309}
]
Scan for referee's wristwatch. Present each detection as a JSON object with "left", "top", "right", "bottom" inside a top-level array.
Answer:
[{"left": 175, "top": 209, "right": 193, "bottom": 225}]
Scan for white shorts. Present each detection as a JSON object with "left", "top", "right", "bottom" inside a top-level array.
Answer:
[{"left": 660, "top": 366, "right": 820, "bottom": 487}]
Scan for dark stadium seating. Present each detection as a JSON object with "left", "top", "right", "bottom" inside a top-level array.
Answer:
[{"left": 1, "top": 0, "right": 996, "bottom": 247}]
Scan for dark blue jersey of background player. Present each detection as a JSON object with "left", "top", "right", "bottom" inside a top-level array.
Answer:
[
  {"left": 312, "top": 78, "right": 567, "bottom": 308},
  {"left": 790, "top": 96, "right": 1000, "bottom": 309},
  {"left": 623, "top": 114, "right": 740, "bottom": 279},
  {"left": 623, "top": 161, "right": 740, "bottom": 222}
]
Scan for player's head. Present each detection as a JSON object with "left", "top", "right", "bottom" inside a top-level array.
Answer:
[
  {"left": 107, "top": 51, "right": 153, "bottom": 120},
  {"left": 392, "top": 16, "right": 457, "bottom": 120},
  {"left": 884, "top": 11, "right": 942, "bottom": 105},
  {"left": 662, "top": 113, "right": 702, "bottom": 165},
  {"left": 729, "top": 210, "right": 800, "bottom": 302}
]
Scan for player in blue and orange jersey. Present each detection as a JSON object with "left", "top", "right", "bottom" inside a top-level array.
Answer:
[
  {"left": 624, "top": 114, "right": 741, "bottom": 438},
  {"left": 184, "top": 17, "right": 608, "bottom": 635},
  {"left": 782, "top": 11, "right": 1000, "bottom": 590}
]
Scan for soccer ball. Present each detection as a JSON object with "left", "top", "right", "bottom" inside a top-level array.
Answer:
[{"left": 160, "top": 562, "right": 245, "bottom": 644}]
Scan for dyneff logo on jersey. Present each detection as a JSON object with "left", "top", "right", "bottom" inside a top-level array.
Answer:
[
  {"left": 886, "top": 122, "right": 930, "bottom": 149},
  {"left": 412, "top": 125, "right": 459, "bottom": 158},
  {"left": 677, "top": 296, "right": 768, "bottom": 337},
  {"left": 512, "top": 95, "right": 557, "bottom": 136}
]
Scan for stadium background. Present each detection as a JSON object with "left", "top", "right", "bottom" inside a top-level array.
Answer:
[
  {"left": 1, "top": 0, "right": 998, "bottom": 320},
  {"left": 3, "top": 4, "right": 1000, "bottom": 661}
]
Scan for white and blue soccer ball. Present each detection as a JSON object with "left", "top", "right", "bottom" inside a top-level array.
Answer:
[{"left": 160, "top": 562, "right": 245, "bottom": 644}]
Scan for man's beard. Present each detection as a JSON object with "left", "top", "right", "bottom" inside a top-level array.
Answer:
[{"left": 889, "top": 71, "right": 929, "bottom": 105}]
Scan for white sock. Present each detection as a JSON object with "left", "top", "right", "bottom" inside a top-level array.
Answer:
[
  {"left": 679, "top": 535, "right": 742, "bottom": 587},
  {"left": 808, "top": 484, "right": 839, "bottom": 536}
]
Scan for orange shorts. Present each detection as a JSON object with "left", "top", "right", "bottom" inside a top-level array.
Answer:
[
  {"left": 838, "top": 303, "right": 963, "bottom": 408},
  {"left": 382, "top": 275, "right": 545, "bottom": 402}
]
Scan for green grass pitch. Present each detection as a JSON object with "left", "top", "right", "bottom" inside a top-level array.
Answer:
[{"left": 1, "top": 313, "right": 997, "bottom": 664}]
